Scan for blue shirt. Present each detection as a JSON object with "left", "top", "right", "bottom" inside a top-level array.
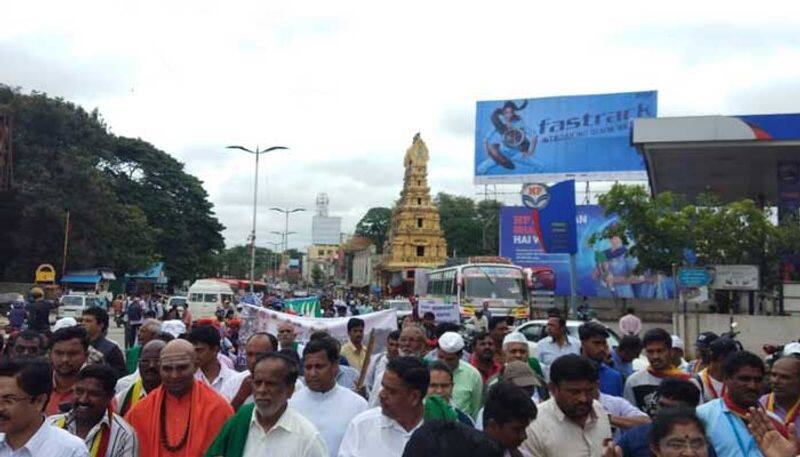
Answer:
[
  {"left": 599, "top": 363, "right": 624, "bottom": 397},
  {"left": 616, "top": 423, "right": 717, "bottom": 457},
  {"left": 610, "top": 349, "right": 634, "bottom": 379},
  {"left": 697, "top": 398, "right": 762, "bottom": 457},
  {"left": 537, "top": 335, "right": 581, "bottom": 381}
]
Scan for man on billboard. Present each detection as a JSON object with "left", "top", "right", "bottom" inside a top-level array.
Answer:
[{"left": 482, "top": 100, "right": 538, "bottom": 171}]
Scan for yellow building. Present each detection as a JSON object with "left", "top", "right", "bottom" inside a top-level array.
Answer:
[{"left": 381, "top": 134, "right": 447, "bottom": 294}]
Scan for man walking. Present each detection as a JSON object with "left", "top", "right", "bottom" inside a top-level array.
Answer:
[
  {"left": 82, "top": 307, "right": 126, "bottom": 379},
  {"left": 340, "top": 318, "right": 367, "bottom": 371},
  {"left": 537, "top": 315, "right": 580, "bottom": 381},
  {"left": 47, "top": 326, "right": 90, "bottom": 416},
  {"left": 759, "top": 355, "right": 800, "bottom": 438},
  {"left": 435, "top": 332, "right": 484, "bottom": 418},
  {"left": 115, "top": 340, "right": 166, "bottom": 417},
  {"left": 579, "top": 322, "right": 623, "bottom": 397}
]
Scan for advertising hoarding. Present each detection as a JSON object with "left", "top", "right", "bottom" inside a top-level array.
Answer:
[
  {"left": 475, "top": 91, "right": 657, "bottom": 184},
  {"left": 711, "top": 265, "right": 759, "bottom": 291},
  {"left": 312, "top": 215, "right": 342, "bottom": 245},
  {"left": 503, "top": 205, "right": 676, "bottom": 298}
]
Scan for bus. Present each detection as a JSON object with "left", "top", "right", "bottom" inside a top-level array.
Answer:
[{"left": 425, "top": 262, "right": 529, "bottom": 321}]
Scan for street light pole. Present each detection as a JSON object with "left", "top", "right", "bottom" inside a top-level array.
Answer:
[
  {"left": 270, "top": 207, "right": 305, "bottom": 252},
  {"left": 226, "top": 145, "right": 288, "bottom": 294},
  {"left": 264, "top": 241, "right": 282, "bottom": 280}
]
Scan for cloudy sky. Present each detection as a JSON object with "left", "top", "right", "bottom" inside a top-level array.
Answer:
[{"left": 3, "top": 1, "right": 800, "bottom": 250}]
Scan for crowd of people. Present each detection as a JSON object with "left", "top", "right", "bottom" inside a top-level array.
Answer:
[{"left": 1, "top": 287, "right": 800, "bottom": 457}]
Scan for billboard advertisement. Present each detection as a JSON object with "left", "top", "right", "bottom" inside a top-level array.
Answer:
[
  {"left": 503, "top": 204, "right": 676, "bottom": 299},
  {"left": 475, "top": 91, "right": 657, "bottom": 184},
  {"left": 499, "top": 180, "right": 578, "bottom": 260}
]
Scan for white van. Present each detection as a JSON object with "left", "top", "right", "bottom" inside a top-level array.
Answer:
[
  {"left": 186, "top": 280, "right": 235, "bottom": 319},
  {"left": 58, "top": 294, "right": 109, "bottom": 320}
]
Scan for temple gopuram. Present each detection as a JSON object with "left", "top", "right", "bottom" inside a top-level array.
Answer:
[{"left": 380, "top": 134, "right": 447, "bottom": 295}]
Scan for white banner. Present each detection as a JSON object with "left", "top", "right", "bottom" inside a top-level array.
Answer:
[
  {"left": 239, "top": 304, "right": 398, "bottom": 353},
  {"left": 418, "top": 298, "right": 460, "bottom": 324},
  {"left": 711, "top": 265, "right": 759, "bottom": 291}
]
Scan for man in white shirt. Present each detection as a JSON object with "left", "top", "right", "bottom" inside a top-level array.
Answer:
[
  {"left": 363, "top": 330, "right": 400, "bottom": 396},
  {"left": 0, "top": 359, "right": 89, "bottom": 457},
  {"left": 290, "top": 337, "right": 367, "bottom": 457},
  {"left": 338, "top": 357, "right": 428, "bottom": 457},
  {"left": 49, "top": 365, "right": 139, "bottom": 456},
  {"left": 188, "top": 325, "right": 239, "bottom": 401},
  {"left": 368, "top": 326, "right": 427, "bottom": 408},
  {"left": 521, "top": 354, "right": 612, "bottom": 456},
  {"left": 618, "top": 308, "right": 641, "bottom": 336},
  {"left": 206, "top": 352, "right": 327, "bottom": 457}
]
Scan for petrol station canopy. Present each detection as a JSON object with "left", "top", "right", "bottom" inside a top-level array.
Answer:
[{"left": 632, "top": 114, "right": 800, "bottom": 203}]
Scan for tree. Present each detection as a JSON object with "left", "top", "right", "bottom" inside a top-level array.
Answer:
[
  {"left": 355, "top": 207, "right": 392, "bottom": 253},
  {"left": 435, "top": 193, "right": 483, "bottom": 257},
  {"left": 311, "top": 264, "right": 324, "bottom": 286},
  {"left": 214, "top": 245, "right": 276, "bottom": 279},
  {"left": 0, "top": 86, "right": 224, "bottom": 284}
]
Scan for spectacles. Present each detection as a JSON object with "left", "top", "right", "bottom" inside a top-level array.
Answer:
[
  {"left": 0, "top": 395, "right": 32, "bottom": 407},
  {"left": 661, "top": 437, "right": 707, "bottom": 452}
]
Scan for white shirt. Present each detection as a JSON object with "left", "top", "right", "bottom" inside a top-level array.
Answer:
[
  {"left": 195, "top": 362, "right": 239, "bottom": 401},
  {"left": 520, "top": 398, "right": 611, "bottom": 457},
  {"left": 289, "top": 385, "right": 368, "bottom": 457},
  {"left": 242, "top": 406, "right": 327, "bottom": 457},
  {"left": 114, "top": 370, "right": 139, "bottom": 395},
  {"left": 337, "top": 407, "right": 423, "bottom": 457},
  {"left": 48, "top": 411, "right": 139, "bottom": 457},
  {"left": 0, "top": 419, "right": 88, "bottom": 457}
]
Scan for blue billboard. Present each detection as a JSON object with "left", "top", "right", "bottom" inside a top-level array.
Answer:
[
  {"left": 503, "top": 204, "right": 676, "bottom": 299},
  {"left": 475, "top": 91, "right": 657, "bottom": 184}
]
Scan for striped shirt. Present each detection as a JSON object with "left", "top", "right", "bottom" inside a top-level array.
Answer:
[{"left": 47, "top": 411, "right": 138, "bottom": 457}]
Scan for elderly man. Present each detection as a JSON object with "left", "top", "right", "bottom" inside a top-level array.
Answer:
[
  {"left": 49, "top": 365, "right": 139, "bottom": 456},
  {"left": 125, "top": 339, "right": 233, "bottom": 456},
  {"left": 435, "top": 332, "right": 483, "bottom": 418},
  {"left": 368, "top": 325, "right": 427, "bottom": 408},
  {"left": 501, "top": 332, "right": 545, "bottom": 380},
  {"left": 290, "top": 337, "right": 367, "bottom": 456},
  {"left": 0, "top": 359, "right": 88, "bottom": 456},
  {"left": 760, "top": 354, "right": 800, "bottom": 438},
  {"left": 206, "top": 353, "right": 327, "bottom": 457},
  {"left": 228, "top": 332, "right": 278, "bottom": 410},
  {"left": 124, "top": 318, "right": 161, "bottom": 375},
  {"left": 46, "top": 326, "right": 90, "bottom": 416},
  {"left": 339, "top": 357, "right": 428, "bottom": 457},
  {"left": 115, "top": 340, "right": 166, "bottom": 417},
  {"left": 278, "top": 321, "right": 304, "bottom": 354}
]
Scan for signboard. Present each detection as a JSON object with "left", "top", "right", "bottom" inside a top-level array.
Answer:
[
  {"left": 34, "top": 264, "right": 56, "bottom": 283},
  {"left": 418, "top": 298, "right": 460, "bottom": 324},
  {"left": 508, "top": 205, "right": 676, "bottom": 299},
  {"left": 678, "top": 268, "right": 712, "bottom": 288},
  {"left": 475, "top": 91, "right": 657, "bottom": 184},
  {"left": 711, "top": 265, "right": 759, "bottom": 291},
  {"left": 499, "top": 180, "right": 578, "bottom": 261}
]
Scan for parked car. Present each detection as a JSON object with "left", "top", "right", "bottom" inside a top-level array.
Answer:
[
  {"left": 515, "top": 319, "right": 621, "bottom": 357},
  {"left": 166, "top": 295, "right": 187, "bottom": 309},
  {"left": 57, "top": 294, "right": 109, "bottom": 320}
]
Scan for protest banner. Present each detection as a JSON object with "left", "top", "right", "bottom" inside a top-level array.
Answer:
[
  {"left": 418, "top": 298, "right": 460, "bottom": 324},
  {"left": 284, "top": 296, "right": 322, "bottom": 316},
  {"left": 238, "top": 304, "right": 397, "bottom": 354}
]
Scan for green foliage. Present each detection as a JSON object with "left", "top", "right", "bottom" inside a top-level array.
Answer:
[
  {"left": 355, "top": 207, "right": 392, "bottom": 253},
  {"left": 0, "top": 86, "right": 224, "bottom": 283},
  {"left": 311, "top": 264, "right": 324, "bottom": 286},
  {"left": 594, "top": 183, "right": 782, "bottom": 292},
  {"left": 215, "top": 245, "right": 277, "bottom": 279},
  {"left": 435, "top": 192, "right": 499, "bottom": 257}
]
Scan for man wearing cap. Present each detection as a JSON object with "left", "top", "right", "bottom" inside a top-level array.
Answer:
[
  {"left": 435, "top": 332, "right": 484, "bottom": 418},
  {"left": 669, "top": 335, "right": 689, "bottom": 372},
  {"left": 695, "top": 338, "right": 739, "bottom": 404},
  {"left": 26, "top": 287, "right": 57, "bottom": 334},
  {"left": 687, "top": 331, "right": 719, "bottom": 375},
  {"left": 501, "top": 332, "right": 545, "bottom": 380},
  {"left": 475, "top": 361, "right": 542, "bottom": 430},
  {"left": 759, "top": 348, "right": 800, "bottom": 438}
]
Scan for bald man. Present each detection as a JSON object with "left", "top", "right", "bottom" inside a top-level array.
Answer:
[
  {"left": 116, "top": 339, "right": 166, "bottom": 417},
  {"left": 125, "top": 318, "right": 162, "bottom": 374},
  {"left": 228, "top": 332, "right": 277, "bottom": 410},
  {"left": 760, "top": 356, "right": 800, "bottom": 437},
  {"left": 367, "top": 325, "right": 427, "bottom": 407},
  {"left": 125, "top": 339, "right": 233, "bottom": 456}
]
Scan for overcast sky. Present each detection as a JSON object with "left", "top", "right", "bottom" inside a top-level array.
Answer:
[{"left": 3, "top": 1, "right": 800, "bottom": 250}]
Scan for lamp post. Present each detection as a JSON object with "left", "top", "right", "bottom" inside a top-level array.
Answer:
[
  {"left": 264, "top": 241, "right": 282, "bottom": 280},
  {"left": 226, "top": 145, "right": 288, "bottom": 294},
  {"left": 270, "top": 207, "right": 305, "bottom": 252}
]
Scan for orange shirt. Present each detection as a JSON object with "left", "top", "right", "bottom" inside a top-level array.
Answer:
[
  {"left": 125, "top": 380, "right": 233, "bottom": 457},
  {"left": 45, "top": 377, "right": 76, "bottom": 416}
]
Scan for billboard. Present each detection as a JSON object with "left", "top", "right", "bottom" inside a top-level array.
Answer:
[
  {"left": 312, "top": 215, "right": 342, "bottom": 245},
  {"left": 503, "top": 204, "right": 676, "bottom": 299},
  {"left": 499, "top": 180, "right": 578, "bottom": 259},
  {"left": 475, "top": 91, "right": 657, "bottom": 184}
]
